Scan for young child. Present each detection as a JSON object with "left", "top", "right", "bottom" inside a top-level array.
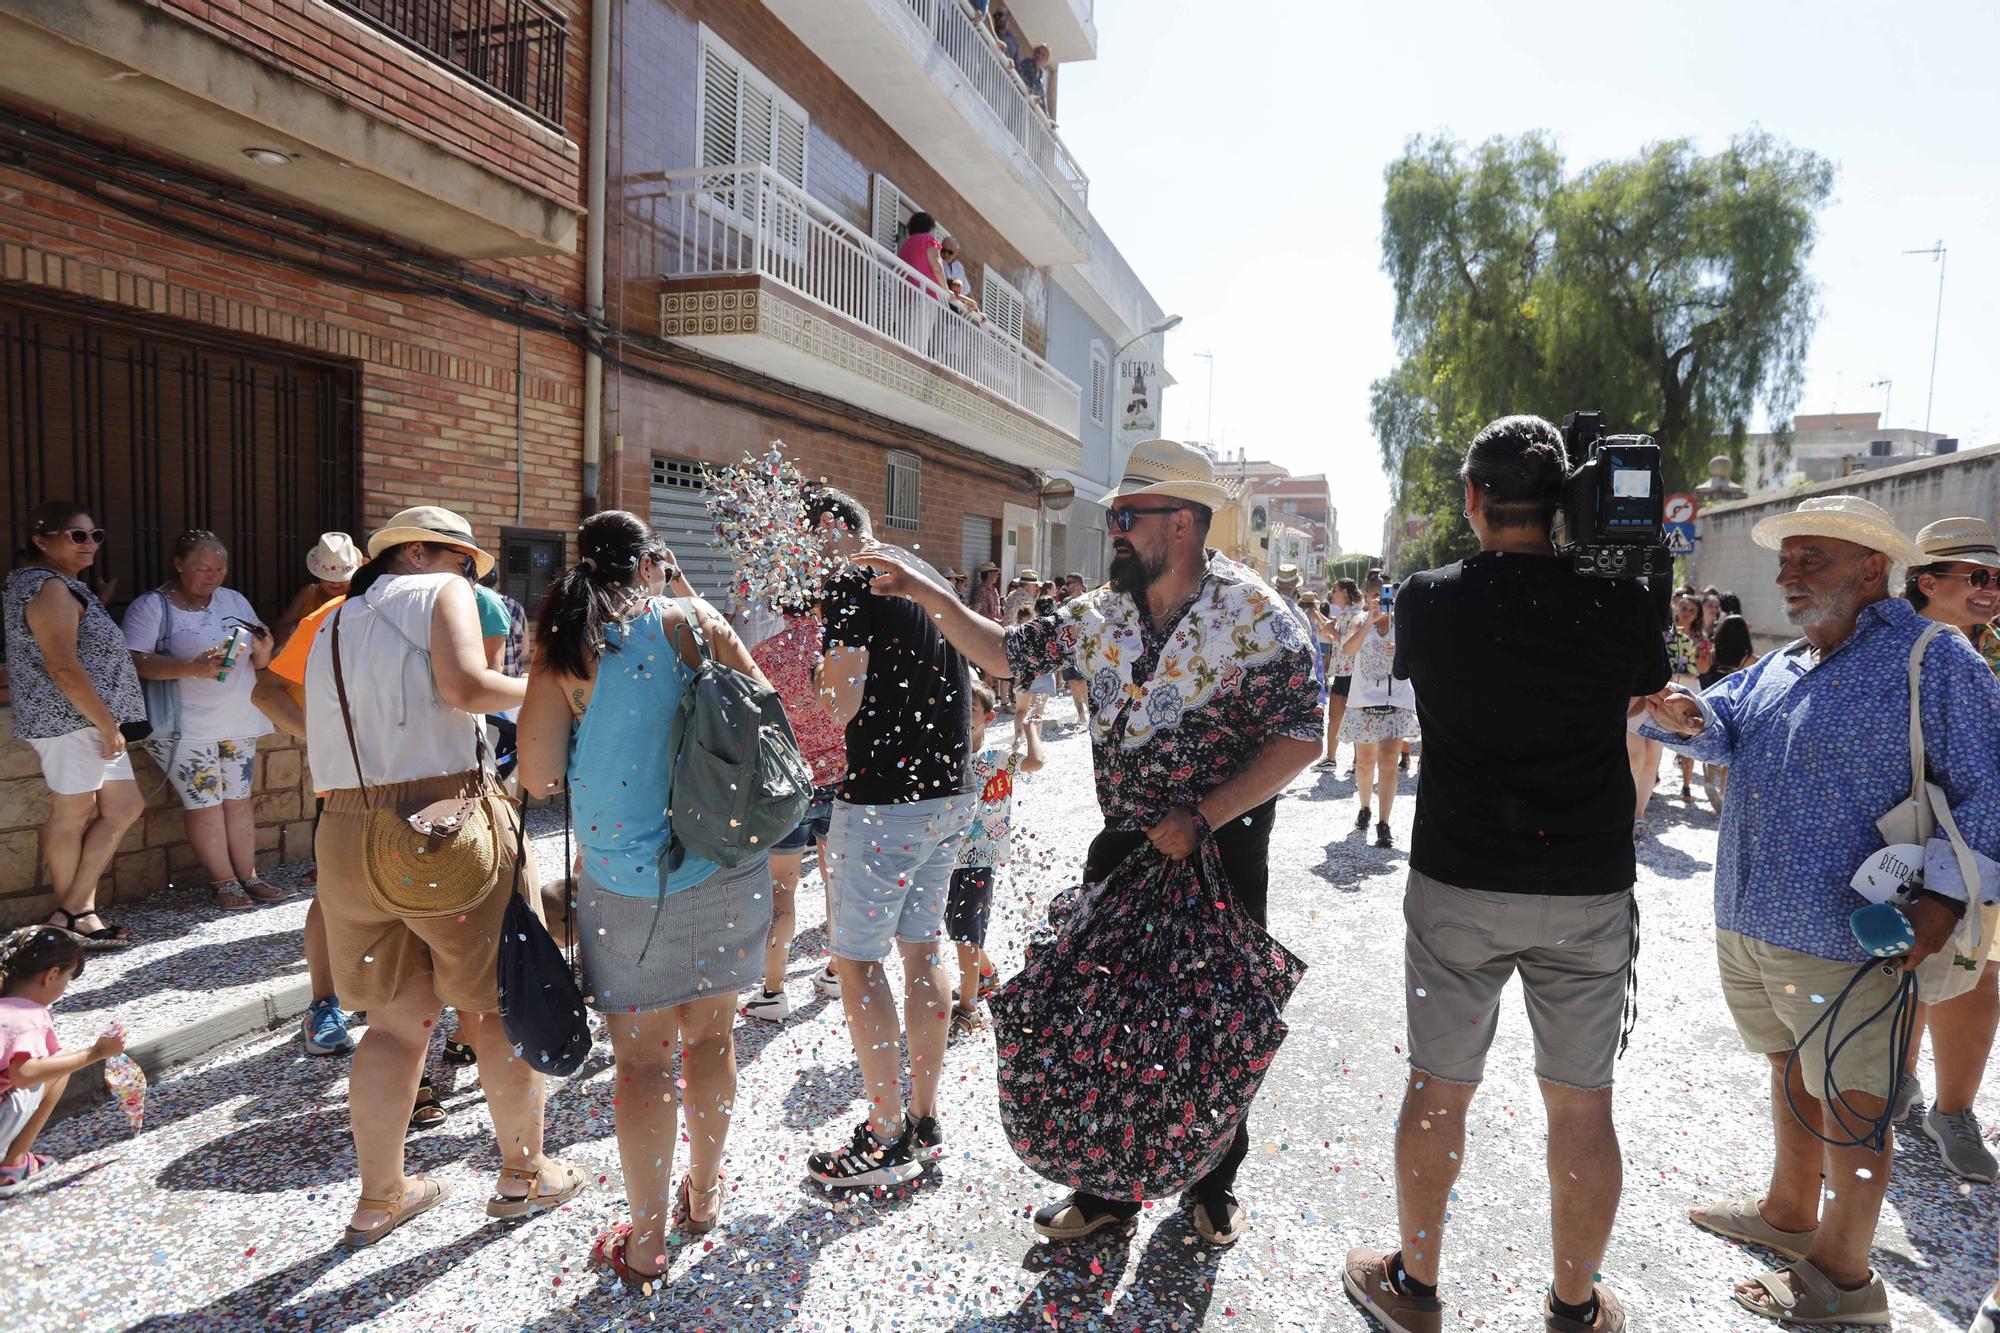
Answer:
[
  {"left": 0, "top": 927, "right": 125, "bottom": 1196},
  {"left": 947, "top": 682, "right": 1044, "bottom": 1035}
]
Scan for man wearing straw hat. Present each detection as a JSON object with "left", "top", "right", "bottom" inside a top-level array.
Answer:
[
  {"left": 856, "top": 439, "right": 1322, "bottom": 1246},
  {"left": 1638, "top": 495, "right": 2000, "bottom": 1326}
]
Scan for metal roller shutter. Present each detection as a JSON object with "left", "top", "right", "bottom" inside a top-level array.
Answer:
[
  {"left": 650, "top": 456, "right": 735, "bottom": 600},
  {"left": 961, "top": 514, "right": 995, "bottom": 573}
]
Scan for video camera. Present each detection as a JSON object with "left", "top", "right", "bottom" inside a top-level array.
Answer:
[{"left": 1555, "top": 411, "right": 1670, "bottom": 581}]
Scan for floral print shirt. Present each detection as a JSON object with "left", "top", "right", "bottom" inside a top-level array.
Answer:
[
  {"left": 750, "top": 615, "right": 847, "bottom": 787},
  {"left": 1640, "top": 597, "right": 2000, "bottom": 961},
  {"left": 1003, "top": 550, "right": 1323, "bottom": 830}
]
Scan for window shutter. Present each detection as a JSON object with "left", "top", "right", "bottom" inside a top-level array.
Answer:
[
  {"left": 1089, "top": 344, "right": 1109, "bottom": 425},
  {"left": 773, "top": 103, "right": 808, "bottom": 188},
  {"left": 871, "top": 175, "right": 904, "bottom": 251},
  {"left": 699, "top": 43, "right": 739, "bottom": 173},
  {"left": 982, "top": 266, "right": 1026, "bottom": 342}
]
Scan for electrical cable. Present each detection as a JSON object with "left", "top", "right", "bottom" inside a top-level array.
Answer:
[{"left": 1781, "top": 961, "right": 1918, "bottom": 1154}]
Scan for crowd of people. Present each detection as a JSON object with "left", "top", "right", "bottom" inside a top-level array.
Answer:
[{"left": 8, "top": 416, "right": 2000, "bottom": 1331}]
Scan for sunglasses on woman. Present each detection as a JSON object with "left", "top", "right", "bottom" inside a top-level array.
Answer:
[
  {"left": 60, "top": 528, "right": 107, "bottom": 545},
  {"left": 1935, "top": 568, "right": 1999, "bottom": 589},
  {"left": 1104, "top": 505, "right": 1184, "bottom": 533}
]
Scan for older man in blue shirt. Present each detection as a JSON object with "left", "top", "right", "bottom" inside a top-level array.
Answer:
[{"left": 1640, "top": 494, "right": 2000, "bottom": 1327}]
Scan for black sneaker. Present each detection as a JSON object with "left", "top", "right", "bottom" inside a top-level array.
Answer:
[
  {"left": 1398, "top": 753, "right": 1410, "bottom": 773},
  {"left": 907, "top": 1112, "right": 944, "bottom": 1162},
  {"left": 1354, "top": 806, "right": 1371, "bottom": 829},
  {"left": 808, "top": 1119, "right": 923, "bottom": 1189},
  {"left": 1374, "top": 821, "right": 1393, "bottom": 848}
]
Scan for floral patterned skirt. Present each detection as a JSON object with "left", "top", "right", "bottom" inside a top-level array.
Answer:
[
  {"left": 1337, "top": 706, "right": 1418, "bottom": 745},
  {"left": 142, "top": 736, "right": 259, "bottom": 810}
]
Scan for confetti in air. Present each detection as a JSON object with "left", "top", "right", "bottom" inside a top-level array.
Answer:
[{"left": 701, "top": 441, "right": 841, "bottom": 622}]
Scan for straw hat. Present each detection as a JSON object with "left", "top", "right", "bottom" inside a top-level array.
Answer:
[
  {"left": 1016, "top": 568, "right": 1041, "bottom": 583},
  {"left": 367, "top": 505, "right": 495, "bottom": 578},
  {"left": 978, "top": 561, "right": 1000, "bottom": 575},
  {"left": 942, "top": 567, "right": 964, "bottom": 581},
  {"left": 1913, "top": 517, "right": 2000, "bottom": 570},
  {"left": 1103, "top": 439, "right": 1232, "bottom": 510},
  {"left": 305, "top": 531, "right": 361, "bottom": 582},
  {"left": 1273, "top": 563, "right": 1303, "bottom": 591},
  {"left": 1751, "top": 495, "right": 1921, "bottom": 566}
]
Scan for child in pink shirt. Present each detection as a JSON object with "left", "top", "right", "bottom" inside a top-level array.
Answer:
[{"left": 0, "top": 927, "right": 125, "bottom": 1196}]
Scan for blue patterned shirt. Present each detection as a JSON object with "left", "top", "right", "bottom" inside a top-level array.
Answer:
[{"left": 1639, "top": 596, "right": 2000, "bottom": 961}]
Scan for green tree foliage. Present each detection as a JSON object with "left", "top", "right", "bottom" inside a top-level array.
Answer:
[
  {"left": 1325, "top": 553, "right": 1382, "bottom": 584},
  {"left": 1372, "top": 131, "right": 1834, "bottom": 572}
]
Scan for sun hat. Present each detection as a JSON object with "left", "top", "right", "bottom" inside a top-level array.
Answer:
[
  {"left": 1913, "top": 517, "right": 2000, "bottom": 571},
  {"left": 1103, "top": 439, "right": 1232, "bottom": 511},
  {"left": 1750, "top": 495, "right": 1921, "bottom": 566},
  {"left": 1273, "top": 563, "right": 1303, "bottom": 591},
  {"left": 305, "top": 532, "right": 361, "bottom": 582},
  {"left": 942, "top": 567, "right": 964, "bottom": 580},
  {"left": 1016, "top": 568, "right": 1041, "bottom": 583},
  {"left": 367, "top": 505, "right": 496, "bottom": 578},
  {"left": 978, "top": 561, "right": 1000, "bottom": 575}
]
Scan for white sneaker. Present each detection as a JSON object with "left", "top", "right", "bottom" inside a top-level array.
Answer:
[
  {"left": 813, "top": 964, "right": 842, "bottom": 1000},
  {"left": 741, "top": 987, "right": 792, "bottom": 1023}
]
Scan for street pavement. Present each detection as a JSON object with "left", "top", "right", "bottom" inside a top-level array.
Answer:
[{"left": 7, "top": 720, "right": 1997, "bottom": 1331}]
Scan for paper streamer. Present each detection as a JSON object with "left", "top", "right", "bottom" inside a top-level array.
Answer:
[{"left": 101, "top": 1052, "right": 146, "bottom": 1134}]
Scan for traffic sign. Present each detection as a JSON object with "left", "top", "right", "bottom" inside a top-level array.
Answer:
[
  {"left": 1664, "top": 522, "right": 1697, "bottom": 557},
  {"left": 1664, "top": 492, "right": 1699, "bottom": 524}
]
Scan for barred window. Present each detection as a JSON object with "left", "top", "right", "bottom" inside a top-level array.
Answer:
[{"left": 886, "top": 450, "right": 921, "bottom": 531}]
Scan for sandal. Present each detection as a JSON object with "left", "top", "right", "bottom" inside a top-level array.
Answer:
[
  {"left": 440, "top": 1036, "right": 478, "bottom": 1067},
  {"left": 674, "top": 1173, "right": 722, "bottom": 1236},
  {"left": 1731, "top": 1259, "right": 1889, "bottom": 1326},
  {"left": 211, "top": 881, "right": 255, "bottom": 911},
  {"left": 47, "top": 908, "right": 132, "bottom": 950},
  {"left": 1545, "top": 1283, "right": 1627, "bottom": 1332},
  {"left": 241, "top": 876, "right": 290, "bottom": 903},
  {"left": 485, "top": 1158, "right": 585, "bottom": 1220},
  {"left": 409, "top": 1082, "right": 446, "bottom": 1131},
  {"left": 343, "top": 1174, "right": 451, "bottom": 1248},
  {"left": 0, "top": 1151, "right": 55, "bottom": 1198},
  {"left": 590, "top": 1222, "right": 665, "bottom": 1290},
  {"left": 1688, "top": 1196, "right": 1816, "bottom": 1262}
]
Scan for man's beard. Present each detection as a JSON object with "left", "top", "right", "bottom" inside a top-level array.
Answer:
[
  {"left": 1783, "top": 570, "right": 1869, "bottom": 628},
  {"left": 1108, "top": 542, "right": 1163, "bottom": 596}
]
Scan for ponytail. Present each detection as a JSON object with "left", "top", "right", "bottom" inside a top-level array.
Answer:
[
  {"left": 0, "top": 926, "right": 85, "bottom": 995},
  {"left": 534, "top": 510, "right": 663, "bottom": 678}
]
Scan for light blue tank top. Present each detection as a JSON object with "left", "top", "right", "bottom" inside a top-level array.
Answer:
[{"left": 569, "top": 599, "right": 718, "bottom": 897}]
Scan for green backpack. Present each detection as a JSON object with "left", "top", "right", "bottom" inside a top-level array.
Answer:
[{"left": 664, "top": 598, "right": 813, "bottom": 871}]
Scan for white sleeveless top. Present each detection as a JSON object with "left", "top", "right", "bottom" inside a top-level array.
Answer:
[
  {"left": 304, "top": 573, "right": 481, "bottom": 789},
  {"left": 1348, "top": 624, "right": 1416, "bottom": 711}
]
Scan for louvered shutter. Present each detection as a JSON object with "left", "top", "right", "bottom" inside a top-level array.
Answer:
[
  {"left": 871, "top": 175, "right": 904, "bottom": 251},
  {"left": 982, "top": 266, "right": 1026, "bottom": 342},
  {"left": 1089, "top": 345, "right": 1109, "bottom": 425},
  {"left": 699, "top": 44, "right": 740, "bottom": 173},
  {"left": 773, "top": 103, "right": 808, "bottom": 189}
]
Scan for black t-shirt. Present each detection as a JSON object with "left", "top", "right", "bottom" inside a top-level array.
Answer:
[
  {"left": 821, "top": 569, "right": 973, "bottom": 804},
  {"left": 1392, "top": 552, "right": 1669, "bottom": 894}
]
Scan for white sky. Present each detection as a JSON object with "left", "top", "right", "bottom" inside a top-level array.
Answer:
[{"left": 1057, "top": 0, "right": 2000, "bottom": 555}]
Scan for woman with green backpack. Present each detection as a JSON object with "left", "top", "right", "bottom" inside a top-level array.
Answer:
[{"left": 516, "top": 510, "right": 776, "bottom": 1290}]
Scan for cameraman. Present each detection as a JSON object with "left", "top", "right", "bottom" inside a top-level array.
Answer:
[{"left": 1343, "top": 415, "right": 1666, "bottom": 1333}]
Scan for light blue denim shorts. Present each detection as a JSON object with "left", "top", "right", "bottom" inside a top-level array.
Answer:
[{"left": 825, "top": 793, "right": 976, "bottom": 961}]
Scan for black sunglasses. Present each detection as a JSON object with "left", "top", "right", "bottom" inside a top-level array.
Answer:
[
  {"left": 222, "top": 615, "right": 270, "bottom": 640},
  {"left": 1105, "top": 506, "right": 1184, "bottom": 533}
]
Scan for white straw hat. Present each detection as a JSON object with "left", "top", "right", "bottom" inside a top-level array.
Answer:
[
  {"left": 305, "top": 532, "right": 361, "bottom": 582},
  {"left": 367, "top": 506, "right": 496, "bottom": 578},
  {"left": 1913, "top": 517, "right": 2000, "bottom": 571},
  {"left": 1103, "top": 439, "right": 1232, "bottom": 511},
  {"left": 1750, "top": 495, "right": 1921, "bottom": 566}
]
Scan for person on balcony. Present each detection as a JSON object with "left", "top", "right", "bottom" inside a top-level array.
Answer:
[
  {"left": 1017, "top": 45, "right": 1053, "bottom": 114},
  {"left": 939, "top": 238, "right": 969, "bottom": 290},
  {"left": 992, "top": 5, "right": 1022, "bottom": 62},
  {"left": 895, "top": 212, "right": 948, "bottom": 296},
  {"left": 946, "top": 277, "right": 985, "bottom": 323}
]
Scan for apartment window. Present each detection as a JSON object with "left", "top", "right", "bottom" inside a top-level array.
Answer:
[
  {"left": 498, "top": 528, "right": 565, "bottom": 615},
  {"left": 1088, "top": 342, "right": 1109, "bottom": 425},
  {"left": 1868, "top": 439, "right": 1892, "bottom": 458},
  {"left": 982, "top": 265, "right": 1026, "bottom": 342},
  {"left": 698, "top": 27, "right": 808, "bottom": 190},
  {"left": 886, "top": 450, "right": 922, "bottom": 531}
]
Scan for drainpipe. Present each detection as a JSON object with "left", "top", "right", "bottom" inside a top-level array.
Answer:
[{"left": 581, "top": 0, "right": 611, "bottom": 515}]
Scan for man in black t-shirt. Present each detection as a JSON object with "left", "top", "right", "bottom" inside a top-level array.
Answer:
[
  {"left": 802, "top": 488, "right": 978, "bottom": 1193},
  {"left": 1343, "top": 416, "right": 1667, "bottom": 1333}
]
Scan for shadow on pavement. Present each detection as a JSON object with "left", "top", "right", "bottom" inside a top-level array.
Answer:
[
  {"left": 951, "top": 1210, "right": 1225, "bottom": 1331},
  {"left": 59, "top": 927, "right": 307, "bottom": 1017}
]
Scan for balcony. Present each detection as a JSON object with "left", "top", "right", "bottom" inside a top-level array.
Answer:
[
  {"left": 762, "top": 0, "right": 1089, "bottom": 265},
  {"left": 326, "top": 0, "right": 568, "bottom": 131},
  {"left": 0, "top": 0, "right": 579, "bottom": 258},
  {"left": 1004, "top": 0, "right": 1097, "bottom": 62},
  {"left": 634, "top": 164, "right": 1082, "bottom": 473}
]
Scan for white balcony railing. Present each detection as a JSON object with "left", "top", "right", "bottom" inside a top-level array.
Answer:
[
  {"left": 635, "top": 164, "right": 1082, "bottom": 436},
  {"left": 901, "top": 0, "right": 1088, "bottom": 219}
]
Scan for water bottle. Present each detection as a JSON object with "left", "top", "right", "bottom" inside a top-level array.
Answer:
[{"left": 216, "top": 625, "right": 250, "bottom": 682}]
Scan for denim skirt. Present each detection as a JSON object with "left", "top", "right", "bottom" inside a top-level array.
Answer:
[{"left": 575, "top": 852, "right": 772, "bottom": 1012}]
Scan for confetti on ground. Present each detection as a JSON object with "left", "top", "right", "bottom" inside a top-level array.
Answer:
[{"left": 5, "top": 737, "right": 1992, "bottom": 1331}]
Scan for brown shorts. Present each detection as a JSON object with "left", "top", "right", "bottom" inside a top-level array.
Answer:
[
  {"left": 1715, "top": 930, "right": 1901, "bottom": 1099},
  {"left": 315, "top": 770, "right": 536, "bottom": 1014}
]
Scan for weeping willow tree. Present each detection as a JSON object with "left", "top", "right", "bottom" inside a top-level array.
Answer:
[{"left": 1372, "top": 130, "right": 1834, "bottom": 575}]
